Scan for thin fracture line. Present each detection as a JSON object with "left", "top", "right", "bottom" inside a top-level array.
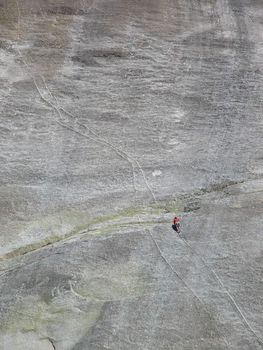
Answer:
[
  {"left": 39, "top": 76, "right": 155, "bottom": 201},
  {"left": 211, "top": 269, "right": 263, "bottom": 347},
  {"left": 59, "top": 108, "right": 139, "bottom": 193},
  {"left": 17, "top": 52, "right": 138, "bottom": 193},
  {"left": 16, "top": 54, "right": 139, "bottom": 194},
  {"left": 178, "top": 233, "right": 263, "bottom": 347},
  {"left": 147, "top": 229, "right": 230, "bottom": 349},
  {"left": 60, "top": 106, "right": 156, "bottom": 201},
  {"left": 147, "top": 229, "right": 203, "bottom": 304},
  {"left": 41, "top": 76, "right": 142, "bottom": 196}
]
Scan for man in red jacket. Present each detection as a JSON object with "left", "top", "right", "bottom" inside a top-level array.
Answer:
[{"left": 172, "top": 216, "right": 181, "bottom": 233}]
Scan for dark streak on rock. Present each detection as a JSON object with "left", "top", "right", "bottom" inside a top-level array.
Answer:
[
  {"left": 46, "top": 7, "right": 85, "bottom": 16},
  {"left": 48, "top": 338, "right": 56, "bottom": 350}
]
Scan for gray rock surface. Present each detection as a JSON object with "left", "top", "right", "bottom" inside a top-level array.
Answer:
[{"left": 0, "top": 0, "right": 263, "bottom": 349}]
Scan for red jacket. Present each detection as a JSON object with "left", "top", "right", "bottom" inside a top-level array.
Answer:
[{"left": 173, "top": 217, "right": 180, "bottom": 225}]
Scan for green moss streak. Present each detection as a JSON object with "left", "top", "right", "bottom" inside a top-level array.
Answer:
[{"left": 1, "top": 200, "right": 183, "bottom": 261}]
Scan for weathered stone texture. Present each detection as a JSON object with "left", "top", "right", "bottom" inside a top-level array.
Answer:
[{"left": 0, "top": 0, "right": 263, "bottom": 349}]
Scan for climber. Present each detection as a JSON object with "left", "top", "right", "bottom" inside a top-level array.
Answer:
[{"left": 172, "top": 216, "right": 181, "bottom": 233}]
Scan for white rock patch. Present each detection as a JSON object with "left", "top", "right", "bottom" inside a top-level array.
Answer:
[
  {"left": 152, "top": 170, "right": 162, "bottom": 177},
  {"left": 168, "top": 139, "right": 179, "bottom": 146}
]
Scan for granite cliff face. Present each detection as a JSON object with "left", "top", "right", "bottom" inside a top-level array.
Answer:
[{"left": 1, "top": 1, "right": 263, "bottom": 349}]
